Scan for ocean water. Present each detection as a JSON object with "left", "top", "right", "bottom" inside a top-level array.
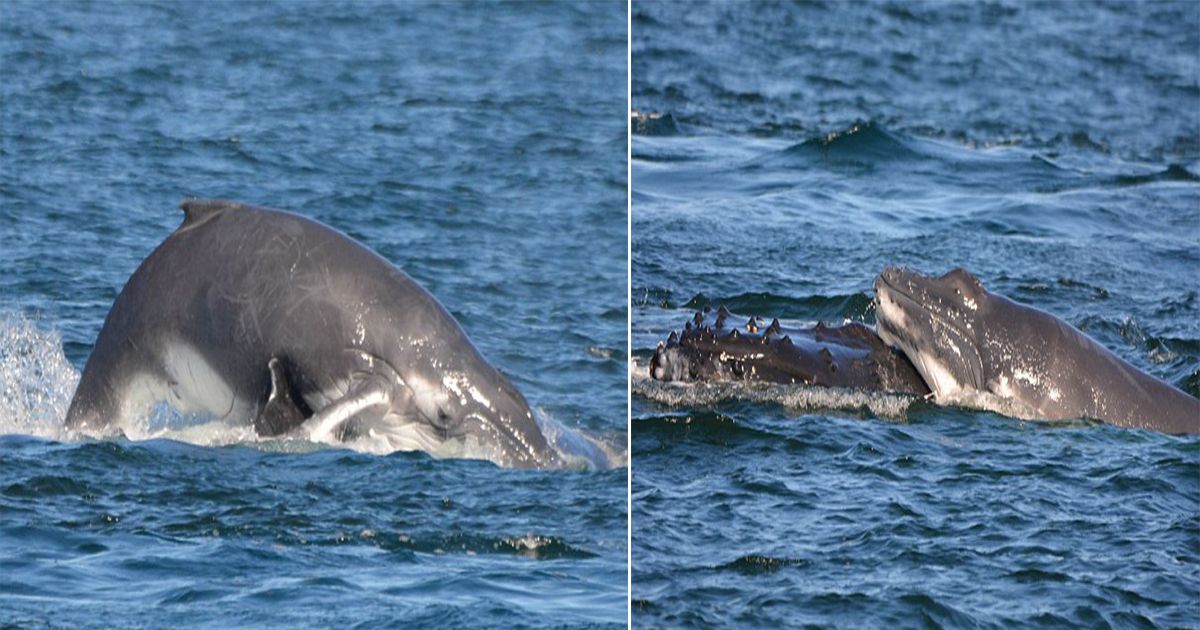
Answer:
[
  {"left": 0, "top": 2, "right": 627, "bottom": 628},
  {"left": 632, "top": 2, "right": 1199, "bottom": 628}
]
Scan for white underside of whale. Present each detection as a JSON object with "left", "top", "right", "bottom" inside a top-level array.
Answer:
[{"left": 102, "top": 339, "right": 490, "bottom": 459}]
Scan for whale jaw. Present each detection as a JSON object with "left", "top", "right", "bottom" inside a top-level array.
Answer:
[{"left": 873, "top": 267, "right": 987, "bottom": 400}]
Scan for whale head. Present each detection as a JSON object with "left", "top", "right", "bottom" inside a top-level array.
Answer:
[
  {"left": 426, "top": 362, "right": 554, "bottom": 469},
  {"left": 873, "top": 267, "right": 988, "bottom": 399},
  {"left": 380, "top": 312, "right": 560, "bottom": 469}
]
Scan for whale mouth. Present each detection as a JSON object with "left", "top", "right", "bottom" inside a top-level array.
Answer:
[{"left": 874, "top": 268, "right": 985, "bottom": 396}]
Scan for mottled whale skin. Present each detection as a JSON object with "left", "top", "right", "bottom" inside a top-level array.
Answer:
[
  {"left": 874, "top": 267, "right": 1200, "bottom": 435},
  {"left": 65, "top": 199, "right": 564, "bottom": 468},
  {"left": 649, "top": 305, "right": 930, "bottom": 396}
]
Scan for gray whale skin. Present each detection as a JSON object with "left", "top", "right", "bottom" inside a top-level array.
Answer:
[
  {"left": 874, "top": 267, "right": 1199, "bottom": 435},
  {"left": 66, "top": 199, "right": 574, "bottom": 468},
  {"left": 648, "top": 268, "right": 1198, "bottom": 435}
]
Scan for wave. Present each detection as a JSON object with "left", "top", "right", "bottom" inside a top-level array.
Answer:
[
  {"left": 762, "top": 121, "right": 1077, "bottom": 188},
  {"left": 1109, "top": 163, "right": 1200, "bottom": 186},
  {"left": 633, "top": 288, "right": 876, "bottom": 323},
  {"left": 631, "top": 359, "right": 916, "bottom": 420},
  {"left": 644, "top": 119, "right": 1197, "bottom": 200},
  {"left": 712, "top": 554, "right": 808, "bottom": 575},
  {"left": 631, "top": 109, "right": 681, "bottom": 137},
  {"left": 680, "top": 291, "right": 876, "bottom": 323},
  {"left": 782, "top": 121, "right": 924, "bottom": 164}
]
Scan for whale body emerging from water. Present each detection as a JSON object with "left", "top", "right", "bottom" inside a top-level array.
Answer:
[
  {"left": 874, "top": 267, "right": 1199, "bottom": 435},
  {"left": 65, "top": 199, "right": 579, "bottom": 468},
  {"left": 648, "top": 270, "right": 1197, "bottom": 436},
  {"left": 650, "top": 305, "right": 929, "bottom": 396}
]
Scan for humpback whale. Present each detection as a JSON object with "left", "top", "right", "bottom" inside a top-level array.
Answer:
[
  {"left": 649, "top": 305, "right": 929, "bottom": 396},
  {"left": 647, "top": 270, "right": 1197, "bottom": 436},
  {"left": 874, "top": 267, "right": 1200, "bottom": 435},
  {"left": 65, "top": 199, "right": 574, "bottom": 468}
]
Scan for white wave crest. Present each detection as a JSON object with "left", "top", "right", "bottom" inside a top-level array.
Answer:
[
  {"left": 0, "top": 313, "right": 79, "bottom": 441},
  {"left": 630, "top": 358, "right": 917, "bottom": 419}
]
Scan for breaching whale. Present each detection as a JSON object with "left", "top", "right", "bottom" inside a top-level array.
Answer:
[
  {"left": 65, "top": 199, "right": 573, "bottom": 468},
  {"left": 649, "top": 305, "right": 929, "bottom": 395},
  {"left": 874, "top": 267, "right": 1200, "bottom": 435}
]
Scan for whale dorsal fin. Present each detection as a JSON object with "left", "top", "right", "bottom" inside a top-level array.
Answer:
[{"left": 178, "top": 198, "right": 240, "bottom": 231}]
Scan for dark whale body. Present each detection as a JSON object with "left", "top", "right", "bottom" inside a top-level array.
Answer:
[
  {"left": 648, "top": 269, "right": 1198, "bottom": 437},
  {"left": 874, "top": 267, "right": 1200, "bottom": 435},
  {"left": 649, "top": 305, "right": 929, "bottom": 396},
  {"left": 66, "top": 199, "right": 568, "bottom": 468}
]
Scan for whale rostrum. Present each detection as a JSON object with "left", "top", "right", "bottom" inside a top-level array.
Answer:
[{"left": 649, "top": 305, "right": 929, "bottom": 395}]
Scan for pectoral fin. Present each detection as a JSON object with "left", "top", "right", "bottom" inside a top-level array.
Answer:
[{"left": 255, "top": 358, "right": 310, "bottom": 437}]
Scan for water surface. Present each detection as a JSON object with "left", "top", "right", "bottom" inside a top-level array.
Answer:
[
  {"left": 632, "top": 2, "right": 1199, "bottom": 627},
  {"left": 1, "top": 2, "right": 628, "bottom": 627}
]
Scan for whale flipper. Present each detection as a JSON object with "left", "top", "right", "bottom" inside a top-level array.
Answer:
[{"left": 256, "top": 358, "right": 309, "bottom": 437}]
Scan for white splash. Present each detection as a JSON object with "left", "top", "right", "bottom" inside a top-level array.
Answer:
[
  {"left": 0, "top": 313, "right": 78, "bottom": 441},
  {"left": 630, "top": 358, "right": 916, "bottom": 419},
  {"left": 534, "top": 406, "right": 625, "bottom": 470}
]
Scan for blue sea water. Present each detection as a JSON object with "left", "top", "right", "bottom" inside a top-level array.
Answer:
[
  {"left": 632, "top": 1, "right": 1199, "bottom": 628},
  {"left": 0, "top": 2, "right": 627, "bottom": 628}
]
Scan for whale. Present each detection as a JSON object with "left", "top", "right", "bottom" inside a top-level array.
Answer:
[
  {"left": 873, "top": 267, "right": 1200, "bottom": 435},
  {"left": 649, "top": 305, "right": 930, "bottom": 396},
  {"left": 65, "top": 199, "right": 572, "bottom": 468}
]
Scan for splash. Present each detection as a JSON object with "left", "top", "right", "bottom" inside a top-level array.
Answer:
[
  {"left": 0, "top": 313, "right": 79, "bottom": 441},
  {"left": 535, "top": 407, "right": 626, "bottom": 470},
  {"left": 631, "top": 358, "right": 917, "bottom": 419}
]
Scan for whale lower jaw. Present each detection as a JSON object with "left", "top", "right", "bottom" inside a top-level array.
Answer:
[
  {"left": 92, "top": 367, "right": 474, "bottom": 458},
  {"left": 877, "top": 300, "right": 1059, "bottom": 420},
  {"left": 877, "top": 328, "right": 962, "bottom": 401},
  {"left": 874, "top": 280, "right": 966, "bottom": 402},
  {"left": 911, "top": 352, "right": 963, "bottom": 401},
  {"left": 308, "top": 412, "right": 479, "bottom": 459},
  {"left": 874, "top": 322, "right": 1045, "bottom": 420}
]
